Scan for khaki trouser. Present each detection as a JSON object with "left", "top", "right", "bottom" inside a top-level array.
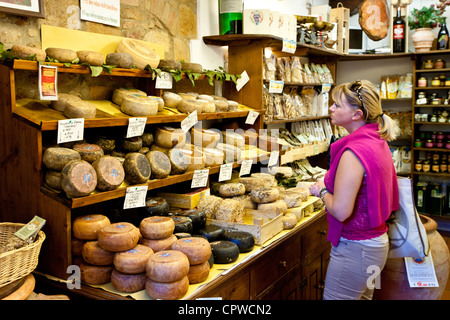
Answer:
[{"left": 323, "top": 238, "right": 389, "bottom": 300}]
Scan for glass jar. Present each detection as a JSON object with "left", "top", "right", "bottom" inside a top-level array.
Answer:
[
  {"left": 423, "top": 161, "right": 431, "bottom": 172},
  {"left": 431, "top": 76, "right": 441, "bottom": 87},
  {"left": 432, "top": 161, "right": 440, "bottom": 173},
  {"left": 435, "top": 59, "right": 445, "bottom": 68},
  {"left": 418, "top": 77, "right": 427, "bottom": 87},
  {"left": 437, "top": 132, "right": 445, "bottom": 139},
  {"left": 430, "top": 114, "right": 438, "bottom": 122},
  {"left": 437, "top": 139, "right": 444, "bottom": 148},
  {"left": 440, "top": 74, "right": 446, "bottom": 86},
  {"left": 426, "top": 139, "right": 434, "bottom": 148},
  {"left": 441, "top": 161, "right": 447, "bottom": 173},
  {"left": 424, "top": 60, "right": 434, "bottom": 69},
  {"left": 415, "top": 138, "right": 423, "bottom": 147},
  {"left": 415, "top": 160, "right": 423, "bottom": 172}
]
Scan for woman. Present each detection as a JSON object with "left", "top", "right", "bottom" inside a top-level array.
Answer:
[{"left": 310, "top": 80, "right": 399, "bottom": 300}]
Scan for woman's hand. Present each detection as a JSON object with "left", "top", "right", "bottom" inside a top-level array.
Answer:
[{"left": 309, "top": 180, "right": 325, "bottom": 197}]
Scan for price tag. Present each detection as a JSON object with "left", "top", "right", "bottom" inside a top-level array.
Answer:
[
  {"left": 126, "top": 117, "right": 147, "bottom": 138},
  {"left": 181, "top": 110, "right": 198, "bottom": 132},
  {"left": 321, "top": 83, "right": 332, "bottom": 93},
  {"left": 236, "top": 70, "right": 249, "bottom": 92},
  {"left": 282, "top": 39, "right": 296, "bottom": 53},
  {"left": 404, "top": 254, "right": 439, "bottom": 288},
  {"left": 123, "top": 185, "right": 148, "bottom": 209},
  {"left": 191, "top": 169, "right": 209, "bottom": 188},
  {"left": 218, "top": 164, "right": 233, "bottom": 182},
  {"left": 268, "top": 80, "right": 284, "bottom": 93},
  {"left": 155, "top": 71, "right": 173, "bottom": 89},
  {"left": 57, "top": 118, "right": 84, "bottom": 144},
  {"left": 268, "top": 151, "right": 279, "bottom": 167},
  {"left": 38, "top": 64, "right": 58, "bottom": 101},
  {"left": 239, "top": 159, "right": 253, "bottom": 176},
  {"left": 245, "top": 110, "right": 259, "bottom": 125}
]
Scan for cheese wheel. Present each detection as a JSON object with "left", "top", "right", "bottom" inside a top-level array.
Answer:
[
  {"left": 61, "top": 160, "right": 97, "bottom": 197},
  {"left": 45, "top": 47, "right": 77, "bottom": 63},
  {"left": 145, "top": 276, "right": 189, "bottom": 300},
  {"left": 177, "top": 209, "right": 206, "bottom": 230},
  {"left": 197, "top": 196, "right": 223, "bottom": 220},
  {"left": 187, "top": 260, "right": 210, "bottom": 284},
  {"left": 121, "top": 94, "right": 158, "bottom": 117},
  {"left": 162, "top": 92, "right": 182, "bottom": 108},
  {"left": 11, "top": 45, "right": 46, "bottom": 61},
  {"left": 112, "top": 88, "right": 147, "bottom": 105},
  {"left": 282, "top": 213, "right": 298, "bottom": 229},
  {"left": 72, "top": 214, "right": 111, "bottom": 240},
  {"left": 80, "top": 263, "right": 113, "bottom": 285},
  {"left": 82, "top": 241, "right": 115, "bottom": 266},
  {"left": 166, "top": 148, "right": 188, "bottom": 175},
  {"left": 50, "top": 93, "right": 81, "bottom": 112},
  {"left": 214, "top": 100, "right": 229, "bottom": 112},
  {"left": 250, "top": 187, "right": 280, "bottom": 204},
  {"left": 76, "top": 50, "right": 104, "bottom": 66},
  {"left": 218, "top": 182, "right": 246, "bottom": 197},
  {"left": 92, "top": 156, "right": 125, "bottom": 191},
  {"left": 190, "top": 128, "right": 220, "bottom": 148},
  {"left": 148, "top": 96, "right": 164, "bottom": 112},
  {"left": 140, "top": 216, "right": 175, "bottom": 240},
  {"left": 280, "top": 190, "right": 303, "bottom": 208},
  {"left": 95, "top": 136, "right": 116, "bottom": 154},
  {"left": 202, "top": 148, "right": 224, "bottom": 167},
  {"left": 141, "top": 132, "right": 154, "bottom": 146},
  {"left": 123, "top": 152, "right": 151, "bottom": 184},
  {"left": 231, "top": 194, "right": 257, "bottom": 209},
  {"left": 111, "top": 269, "right": 146, "bottom": 293},
  {"left": 196, "top": 99, "right": 216, "bottom": 113},
  {"left": 155, "top": 126, "right": 186, "bottom": 148},
  {"left": 181, "top": 62, "right": 202, "bottom": 73},
  {"left": 179, "top": 148, "right": 205, "bottom": 172},
  {"left": 139, "top": 147, "right": 149, "bottom": 154},
  {"left": 227, "top": 100, "right": 239, "bottom": 111},
  {"left": 210, "top": 240, "right": 240, "bottom": 264},
  {"left": 140, "top": 234, "right": 177, "bottom": 252},
  {"left": 64, "top": 99, "right": 97, "bottom": 119},
  {"left": 43, "top": 147, "right": 81, "bottom": 171},
  {"left": 177, "top": 98, "right": 202, "bottom": 114},
  {"left": 196, "top": 225, "right": 225, "bottom": 242},
  {"left": 223, "top": 231, "right": 255, "bottom": 253},
  {"left": 98, "top": 222, "right": 140, "bottom": 252},
  {"left": 44, "top": 170, "right": 61, "bottom": 190},
  {"left": 106, "top": 52, "right": 133, "bottom": 69},
  {"left": 146, "top": 151, "right": 171, "bottom": 179},
  {"left": 116, "top": 38, "right": 160, "bottom": 69},
  {"left": 71, "top": 238, "right": 85, "bottom": 256},
  {"left": 146, "top": 250, "right": 190, "bottom": 283},
  {"left": 143, "top": 197, "right": 169, "bottom": 217},
  {"left": 178, "top": 93, "right": 197, "bottom": 100},
  {"left": 258, "top": 199, "right": 288, "bottom": 214},
  {"left": 175, "top": 232, "right": 192, "bottom": 239},
  {"left": 222, "top": 130, "right": 245, "bottom": 150},
  {"left": 73, "top": 143, "right": 104, "bottom": 163},
  {"left": 118, "top": 136, "right": 143, "bottom": 152},
  {"left": 171, "top": 237, "right": 211, "bottom": 266},
  {"left": 214, "top": 199, "right": 245, "bottom": 223},
  {"left": 238, "top": 176, "right": 267, "bottom": 192},
  {"left": 150, "top": 144, "right": 169, "bottom": 153},
  {"left": 158, "top": 59, "right": 181, "bottom": 70},
  {"left": 216, "top": 143, "right": 241, "bottom": 162},
  {"left": 171, "top": 216, "right": 193, "bottom": 234},
  {"left": 113, "top": 244, "right": 154, "bottom": 274},
  {"left": 250, "top": 173, "right": 277, "bottom": 187}
]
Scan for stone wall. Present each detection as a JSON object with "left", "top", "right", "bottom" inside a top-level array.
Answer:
[{"left": 0, "top": 0, "right": 197, "bottom": 62}]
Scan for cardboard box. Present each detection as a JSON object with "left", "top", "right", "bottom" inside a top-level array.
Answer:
[{"left": 157, "top": 188, "right": 210, "bottom": 209}]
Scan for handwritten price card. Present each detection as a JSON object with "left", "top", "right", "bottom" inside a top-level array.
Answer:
[
  {"left": 191, "top": 169, "right": 209, "bottom": 188},
  {"left": 57, "top": 118, "right": 84, "bottom": 144},
  {"left": 123, "top": 185, "right": 148, "bottom": 209}
]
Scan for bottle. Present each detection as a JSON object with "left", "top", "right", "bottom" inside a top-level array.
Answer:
[
  {"left": 218, "top": 0, "right": 243, "bottom": 35},
  {"left": 393, "top": 6, "right": 405, "bottom": 53},
  {"left": 438, "top": 17, "right": 449, "bottom": 50}
]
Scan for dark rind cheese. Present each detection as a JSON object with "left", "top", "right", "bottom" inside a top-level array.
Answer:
[
  {"left": 166, "top": 148, "right": 188, "bottom": 175},
  {"left": 223, "top": 231, "right": 255, "bottom": 253},
  {"left": 43, "top": 147, "right": 81, "bottom": 171},
  {"left": 45, "top": 170, "right": 62, "bottom": 190},
  {"left": 141, "top": 132, "right": 154, "bottom": 147},
  {"left": 106, "top": 52, "right": 134, "bottom": 69},
  {"left": 171, "top": 216, "right": 193, "bottom": 234},
  {"left": 210, "top": 240, "right": 240, "bottom": 264},
  {"left": 95, "top": 136, "right": 116, "bottom": 154},
  {"left": 61, "top": 160, "right": 97, "bottom": 198},
  {"left": 146, "top": 151, "right": 171, "bottom": 179},
  {"left": 143, "top": 197, "right": 169, "bottom": 217},
  {"left": 177, "top": 209, "right": 206, "bottom": 231},
  {"left": 73, "top": 143, "right": 104, "bottom": 163},
  {"left": 175, "top": 232, "right": 192, "bottom": 239},
  {"left": 118, "top": 137, "right": 143, "bottom": 152},
  {"left": 196, "top": 225, "right": 225, "bottom": 242},
  {"left": 92, "top": 156, "right": 125, "bottom": 191},
  {"left": 123, "top": 152, "right": 151, "bottom": 184}
]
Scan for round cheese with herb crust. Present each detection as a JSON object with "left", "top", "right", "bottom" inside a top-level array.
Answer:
[{"left": 43, "top": 147, "right": 81, "bottom": 171}]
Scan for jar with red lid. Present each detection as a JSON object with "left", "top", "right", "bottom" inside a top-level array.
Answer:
[{"left": 426, "top": 140, "right": 434, "bottom": 148}]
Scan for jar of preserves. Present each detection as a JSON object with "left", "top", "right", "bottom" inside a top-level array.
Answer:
[
  {"left": 435, "top": 59, "right": 445, "bottom": 68},
  {"left": 426, "top": 139, "right": 434, "bottom": 148},
  {"left": 415, "top": 138, "right": 423, "bottom": 147},
  {"left": 446, "top": 78, "right": 450, "bottom": 86},
  {"left": 432, "top": 76, "right": 441, "bottom": 87},
  {"left": 424, "top": 60, "right": 434, "bottom": 69},
  {"left": 437, "top": 132, "right": 445, "bottom": 139},
  {"left": 440, "top": 74, "right": 446, "bottom": 86},
  {"left": 415, "top": 160, "right": 423, "bottom": 172},
  {"left": 418, "top": 77, "right": 427, "bottom": 87},
  {"left": 441, "top": 161, "right": 447, "bottom": 173},
  {"left": 432, "top": 161, "right": 440, "bottom": 173},
  {"left": 423, "top": 161, "right": 431, "bottom": 172},
  {"left": 437, "top": 139, "right": 444, "bottom": 148}
]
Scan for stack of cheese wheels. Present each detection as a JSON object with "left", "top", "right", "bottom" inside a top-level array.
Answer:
[
  {"left": 60, "top": 160, "right": 97, "bottom": 198},
  {"left": 178, "top": 145, "right": 205, "bottom": 172},
  {"left": 72, "top": 214, "right": 111, "bottom": 241},
  {"left": 154, "top": 126, "right": 186, "bottom": 149},
  {"left": 98, "top": 222, "right": 140, "bottom": 252},
  {"left": 139, "top": 216, "right": 177, "bottom": 253},
  {"left": 177, "top": 98, "right": 203, "bottom": 114},
  {"left": 171, "top": 237, "right": 211, "bottom": 284},
  {"left": 111, "top": 244, "right": 154, "bottom": 293},
  {"left": 116, "top": 38, "right": 160, "bottom": 70},
  {"left": 91, "top": 156, "right": 125, "bottom": 191},
  {"left": 112, "top": 87, "right": 146, "bottom": 105},
  {"left": 145, "top": 250, "right": 190, "bottom": 299},
  {"left": 250, "top": 187, "right": 287, "bottom": 214},
  {"left": 43, "top": 147, "right": 81, "bottom": 191},
  {"left": 50, "top": 93, "right": 82, "bottom": 112},
  {"left": 166, "top": 148, "right": 188, "bottom": 175}
]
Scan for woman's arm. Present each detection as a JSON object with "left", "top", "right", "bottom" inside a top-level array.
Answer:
[{"left": 321, "top": 149, "right": 365, "bottom": 222}]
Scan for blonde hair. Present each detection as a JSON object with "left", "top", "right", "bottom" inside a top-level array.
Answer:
[{"left": 331, "top": 80, "right": 398, "bottom": 141}]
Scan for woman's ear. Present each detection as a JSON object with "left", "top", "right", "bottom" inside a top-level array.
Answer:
[{"left": 352, "top": 110, "right": 363, "bottom": 120}]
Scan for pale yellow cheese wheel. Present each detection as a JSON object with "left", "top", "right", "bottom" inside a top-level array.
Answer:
[
  {"left": 282, "top": 212, "right": 298, "bottom": 229},
  {"left": 154, "top": 126, "right": 186, "bottom": 148},
  {"left": 145, "top": 250, "right": 190, "bottom": 283},
  {"left": 64, "top": 99, "right": 97, "bottom": 119},
  {"left": 72, "top": 214, "right": 111, "bottom": 240},
  {"left": 112, "top": 87, "right": 146, "bottom": 105},
  {"left": 203, "top": 148, "right": 224, "bottom": 167},
  {"left": 190, "top": 128, "right": 220, "bottom": 148},
  {"left": 121, "top": 94, "right": 158, "bottom": 117},
  {"left": 257, "top": 199, "right": 288, "bottom": 214},
  {"left": 116, "top": 38, "right": 160, "bottom": 70},
  {"left": 45, "top": 47, "right": 78, "bottom": 63}
]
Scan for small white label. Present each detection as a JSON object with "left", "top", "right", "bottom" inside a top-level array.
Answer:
[
  {"left": 155, "top": 71, "right": 173, "bottom": 89},
  {"left": 181, "top": 110, "right": 198, "bottom": 132},
  {"left": 239, "top": 159, "right": 253, "bottom": 176},
  {"left": 57, "top": 118, "right": 84, "bottom": 144},
  {"left": 123, "top": 185, "right": 148, "bottom": 209},
  {"left": 218, "top": 164, "right": 233, "bottom": 182},
  {"left": 322, "top": 83, "right": 332, "bottom": 93},
  {"left": 282, "top": 39, "right": 296, "bottom": 53},
  {"left": 245, "top": 110, "right": 259, "bottom": 125},
  {"left": 404, "top": 254, "right": 439, "bottom": 288},
  {"left": 191, "top": 169, "right": 209, "bottom": 188},
  {"left": 126, "top": 117, "right": 147, "bottom": 138},
  {"left": 236, "top": 70, "right": 250, "bottom": 92},
  {"left": 269, "top": 80, "right": 284, "bottom": 93},
  {"left": 268, "top": 151, "right": 279, "bottom": 167}
]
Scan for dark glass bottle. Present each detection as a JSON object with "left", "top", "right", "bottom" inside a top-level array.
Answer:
[
  {"left": 438, "top": 17, "right": 449, "bottom": 50},
  {"left": 393, "top": 6, "right": 405, "bottom": 53},
  {"left": 218, "top": 0, "right": 243, "bottom": 35}
]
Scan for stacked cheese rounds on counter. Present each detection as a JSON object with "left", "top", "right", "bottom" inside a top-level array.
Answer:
[{"left": 139, "top": 216, "right": 177, "bottom": 253}]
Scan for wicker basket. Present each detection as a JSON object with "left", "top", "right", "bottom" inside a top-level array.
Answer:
[{"left": 0, "top": 223, "right": 46, "bottom": 288}]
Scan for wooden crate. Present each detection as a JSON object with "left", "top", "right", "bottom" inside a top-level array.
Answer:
[
  {"left": 287, "top": 196, "right": 322, "bottom": 221},
  {"left": 209, "top": 209, "right": 283, "bottom": 245}
]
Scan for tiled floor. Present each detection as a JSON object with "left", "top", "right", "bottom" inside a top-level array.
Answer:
[{"left": 441, "top": 233, "right": 450, "bottom": 300}]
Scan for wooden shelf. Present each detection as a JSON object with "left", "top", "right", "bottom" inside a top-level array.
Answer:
[
  {"left": 414, "top": 86, "right": 450, "bottom": 90},
  {"left": 414, "top": 104, "right": 450, "bottom": 107},
  {"left": 265, "top": 115, "right": 330, "bottom": 124},
  {"left": 414, "top": 121, "right": 450, "bottom": 125},
  {"left": 416, "top": 68, "right": 450, "bottom": 73},
  {"left": 413, "top": 171, "right": 450, "bottom": 178},
  {"left": 413, "top": 147, "right": 450, "bottom": 153},
  {"left": 339, "top": 52, "right": 413, "bottom": 61}
]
